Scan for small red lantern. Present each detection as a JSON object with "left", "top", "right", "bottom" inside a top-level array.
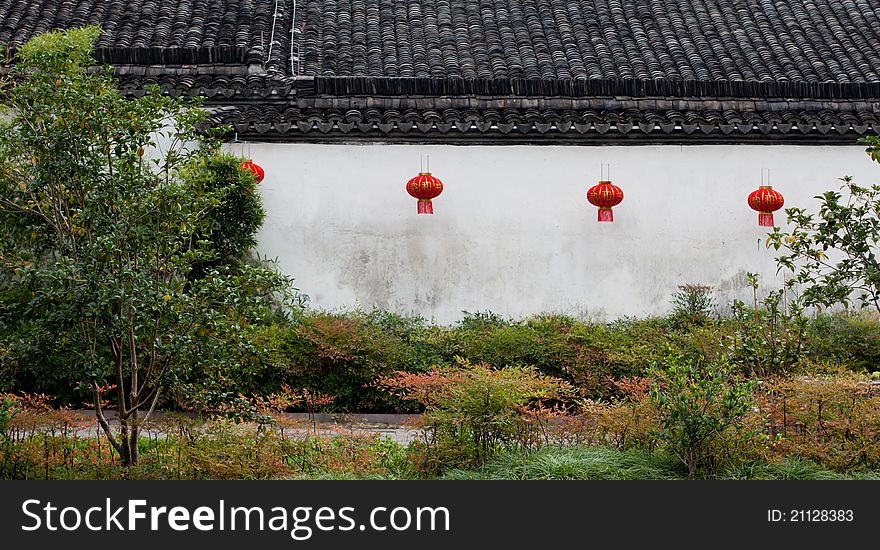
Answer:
[
  {"left": 406, "top": 172, "right": 444, "bottom": 214},
  {"left": 241, "top": 159, "right": 265, "bottom": 184},
  {"left": 747, "top": 185, "right": 784, "bottom": 227},
  {"left": 586, "top": 181, "right": 624, "bottom": 222}
]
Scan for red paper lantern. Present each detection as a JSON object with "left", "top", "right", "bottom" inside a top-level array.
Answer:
[
  {"left": 241, "top": 159, "right": 265, "bottom": 184},
  {"left": 586, "top": 181, "right": 624, "bottom": 222},
  {"left": 406, "top": 172, "right": 444, "bottom": 214},
  {"left": 747, "top": 185, "right": 784, "bottom": 227}
]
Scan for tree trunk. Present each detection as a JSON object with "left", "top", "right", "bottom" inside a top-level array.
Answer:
[
  {"left": 94, "top": 391, "right": 139, "bottom": 467},
  {"left": 128, "top": 409, "right": 139, "bottom": 466}
]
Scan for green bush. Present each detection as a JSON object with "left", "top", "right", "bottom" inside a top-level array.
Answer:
[
  {"left": 425, "top": 313, "right": 708, "bottom": 399},
  {"left": 185, "top": 153, "right": 266, "bottom": 276},
  {"left": 221, "top": 310, "right": 441, "bottom": 412},
  {"left": 649, "top": 353, "right": 762, "bottom": 479},
  {"left": 670, "top": 284, "right": 717, "bottom": 327},
  {"left": 724, "top": 274, "right": 808, "bottom": 376},
  {"left": 807, "top": 313, "right": 880, "bottom": 373},
  {"left": 6, "top": 296, "right": 880, "bottom": 414}
]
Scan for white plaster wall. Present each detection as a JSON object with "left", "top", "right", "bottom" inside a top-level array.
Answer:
[{"left": 241, "top": 143, "right": 879, "bottom": 324}]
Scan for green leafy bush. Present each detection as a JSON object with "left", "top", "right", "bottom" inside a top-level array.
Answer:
[
  {"left": 724, "top": 274, "right": 808, "bottom": 376},
  {"left": 185, "top": 153, "right": 266, "bottom": 276},
  {"left": 649, "top": 353, "right": 762, "bottom": 478},
  {"left": 807, "top": 313, "right": 880, "bottom": 373},
  {"left": 227, "top": 311, "right": 441, "bottom": 412},
  {"left": 670, "top": 284, "right": 716, "bottom": 326},
  {"left": 769, "top": 173, "right": 880, "bottom": 313}
]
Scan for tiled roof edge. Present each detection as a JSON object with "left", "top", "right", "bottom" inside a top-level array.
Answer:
[
  {"left": 312, "top": 77, "right": 880, "bottom": 101},
  {"left": 3, "top": 46, "right": 256, "bottom": 66},
  {"left": 215, "top": 105, "right": 880, "bottom": 145}
]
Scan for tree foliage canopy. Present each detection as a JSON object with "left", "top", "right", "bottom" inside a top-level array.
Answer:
[
  {"left": 769, "top": 138, "right": 880, "bottom": 313},
  {"left": 0, "top": 26, "right": 291, "bottom": 465}
]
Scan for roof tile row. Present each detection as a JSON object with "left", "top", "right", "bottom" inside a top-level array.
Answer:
[{"left": 217, "top": 105, "right": 880, "bottom": 139}]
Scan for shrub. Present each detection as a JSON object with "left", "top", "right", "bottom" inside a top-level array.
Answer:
[
  {"left": 415, "top": 314, "right": 694, "bottom": 399},
  {"left": 807, "top": 312, "right": 880, "bottom": 373},
  {"left": 724, "top": 274, "right": 808, "bottom": 376},
  {"left": 224, "top": 311, "right": 440, "bottom": 412},
  {"left": 649, "top": 353, "right": 763, "bottom": 478},
  {"left": 537, "top": 376, "right": 659, "bottom": 451},
  {"left": 760, "top": 373, "right": 880, "bottom": 471},
  {"left": 283, "top": 312, "right": 415, "bottom": 411},
  {"left": 380, "top": 360, "right": 570, "bottom": 473},
  {"left": 550, "top": 317, "right": 666, "bottom": 397},
  {"left": 670, "top": 284, "right": 716, "bottom": 326},
  {"left": 769, "top": 171, "right": 880, "bottom": 313},
  {"left": 186, "top": 153, "right": 266, "bottom": 277}
]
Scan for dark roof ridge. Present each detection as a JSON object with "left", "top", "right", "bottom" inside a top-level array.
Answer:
[
  {"left": 93, "top": 46, "right": 255, "bottom": 67},
  {"left": 307, "top": 76, "right": 880, "bottom": 101}
]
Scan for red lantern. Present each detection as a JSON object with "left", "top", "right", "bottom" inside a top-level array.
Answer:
[
  {"left": 747, "top": 185, "right": 784, "bottom": 227},
  {"left": 241, "top": 159, "right": 265, "bottom": 184},
  {"left": 586, "top": 181, "right": 624, "bottom": 222},
  {"left": 406, "top": 172, "right": 444, "bottom": 214}
]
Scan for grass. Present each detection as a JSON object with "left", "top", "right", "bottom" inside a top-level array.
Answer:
[
  {"left": 725, "top": 458, "right": 880, "bottom": 480},
  {"left": 442, "top": 446, "right": 880, "bottom": 481},
  {"left": 442, "top": 446, "right": 685, "bottom": 480},
  {"left": 6, "top": 428, "right": 880, "bottom": 479}
]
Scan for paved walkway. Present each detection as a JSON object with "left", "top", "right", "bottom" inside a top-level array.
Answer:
[{"left": 39, "top": 410, "right": 423, "bottom": 445}]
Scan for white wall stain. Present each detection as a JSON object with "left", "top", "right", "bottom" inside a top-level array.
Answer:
[{"left": 242, "top": 143, "right": 878, "bottom": 324}]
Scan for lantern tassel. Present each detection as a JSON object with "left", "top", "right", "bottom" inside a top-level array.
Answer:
[
  {"left": 597, "top": 207, "right": 614, "bottom": 222},
  {"left": 418, "top": 199, "right": 434, "bottom": 215},
  {"left": 758, "top": 212, "right": 774, "bottom": 227}
]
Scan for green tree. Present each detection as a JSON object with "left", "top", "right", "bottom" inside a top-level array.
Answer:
[
  {"left": 0, "top": 27, "right": 291, "bottom": 465},
  {"left": 188, "top": 153, "right": 266, "bottom": 278},
  {"left": 769, "top": 139, "right": 880, "bottom": 312}
]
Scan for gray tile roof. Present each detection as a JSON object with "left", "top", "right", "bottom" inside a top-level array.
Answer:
[
  {"left": 215, "top": 98, "right": 880, "bottom": 144},
  {"left": 6, "top": 0, "right": 880, "bottom": 84},
  {"left": 298, "top": 0, "right": 880, "bottom": 83},
  {"left": 4, "top": 0, "right": 880, "bottom": 143},
  {"left": 0, "top": 0, "right": 288, "bottom": 69}
]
